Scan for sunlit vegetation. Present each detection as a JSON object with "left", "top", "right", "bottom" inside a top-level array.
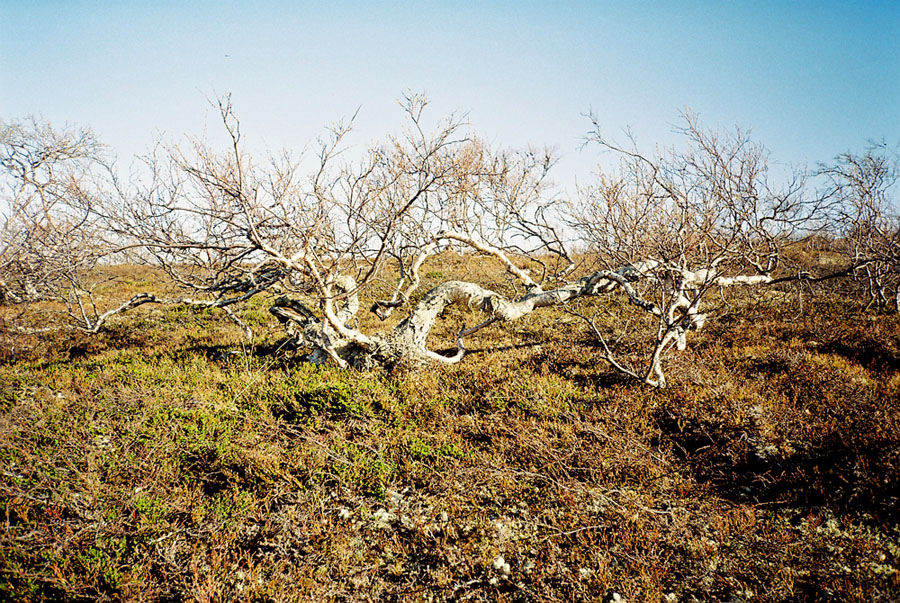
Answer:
[{"left": 1, "top": 255, "right": 898, "bottom": 601}]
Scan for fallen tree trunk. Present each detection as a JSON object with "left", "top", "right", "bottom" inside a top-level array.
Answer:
[
  {"left": 268, "top": 257, "right": 817, "bottom": 388},
  {"left": 268, "top": 264, "right": 668, "bottom": 371}
]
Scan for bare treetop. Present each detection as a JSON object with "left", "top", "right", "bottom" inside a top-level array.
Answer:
[{"left": 2, "top": 100, "right": 895, "bottom": 386}]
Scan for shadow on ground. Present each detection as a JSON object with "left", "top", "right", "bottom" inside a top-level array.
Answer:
[{"left": 654, "top": 408, "right": 900, "bottom": 524}]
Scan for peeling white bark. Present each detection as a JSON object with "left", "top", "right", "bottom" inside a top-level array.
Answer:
[
  {"left": 270, "top": 248, "right": 787, "bottom": 386},
  {"left": 435, "top": 231, "right": 540, "bottom": 289},
  {"left": 275, "top": 261, "right": 675, "bottom": 369},
  {"left": 77, "top": 290, "right": 261, "bottom": 337},
  {"left": 371, "top": 242, "right": 437, "bottom": 320}
]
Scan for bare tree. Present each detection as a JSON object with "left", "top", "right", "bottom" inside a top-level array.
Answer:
[
  {"left": 568, "top": 111, "right": 817, "bottom": 386},
  {"left": 819, "top": 144, "right": 900, "bottom": 311},
  {"left": 258, "top": 109, "right": 824, "bottom": 381},
  {"left": 5, "top": 101, "right": 851, "bottom": 387},
  {"left": 96, "top": 95, "right": 573, "bottom": 365},
  {"left": 0, "top": 117, "right": 111, "bottom": 328},
  {"left": 97, "top": 94, "right": 511, "bottom": 347}
]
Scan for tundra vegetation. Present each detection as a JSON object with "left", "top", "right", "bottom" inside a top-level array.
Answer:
[{"left": 1, "top": 99, "right": 899, "bottom": 601}]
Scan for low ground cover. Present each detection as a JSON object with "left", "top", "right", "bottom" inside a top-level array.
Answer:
[{"left": 1, "top": 268, "right": 899, "bottom": 602}]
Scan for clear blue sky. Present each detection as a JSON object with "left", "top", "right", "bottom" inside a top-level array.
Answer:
[{"left": 2, "top": 1, "right": 899, "bottom": 187}]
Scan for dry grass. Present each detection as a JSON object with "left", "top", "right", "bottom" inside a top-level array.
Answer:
[{"left": 1, "top": 262, "right": 899, "bottom": 602}]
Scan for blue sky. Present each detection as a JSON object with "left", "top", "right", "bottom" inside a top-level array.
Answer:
[{"left": 2, "top": 1, "right": 898, "bottom": 187}]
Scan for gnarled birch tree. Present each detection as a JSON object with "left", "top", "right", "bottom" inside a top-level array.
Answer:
[
  {"left": 568, "top": 111, "right": 816, "bottom": 386},
  {"left": 3, "top": 100, "right": 841, "bottom": 386},
  {"left": 0, "top": 118, "right": 111, "bottom": 329},
  {"left": 819, "top": 145, "right": 899, "bottom": 311}
]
